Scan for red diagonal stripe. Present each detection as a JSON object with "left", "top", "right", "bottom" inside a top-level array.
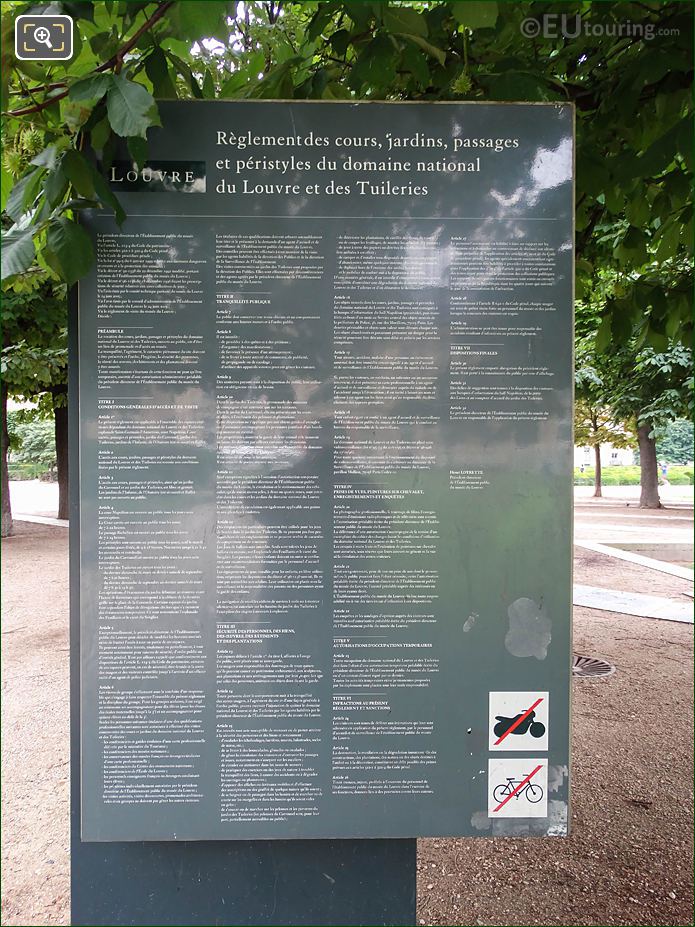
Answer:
[
  {"left": 494, "top": 697, "right": 544, "bottom": 745},
  {"left": 492, "top": 764, "right": 543, "bottom": 813}
]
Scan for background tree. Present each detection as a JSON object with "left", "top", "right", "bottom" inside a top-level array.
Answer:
[
  {"left": 1, "top": 278, "right": 67, "bottom": 532},
  {"left": 576, "top": 250, "right": 692, "bottom": 506},
  {"left": 598, "top": 341, "right": 693, "bottom": 507},
  {"left": 656, "top": 419, "right": 694, "bottom": 466},
  {"left": 6, "top": 410, "right": 57, "bottom": 475},
  {"left": 574, "top": 310, "right": 635, "bottom": 499},
  {"left": 573, "top": 398, "right": 633, "bottom": 498}
]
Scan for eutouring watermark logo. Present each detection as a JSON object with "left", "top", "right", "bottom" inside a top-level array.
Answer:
[{"left": 520, "top": 14, "right": 679, "bottom": 41}]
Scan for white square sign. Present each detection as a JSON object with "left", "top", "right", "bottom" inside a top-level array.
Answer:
[
  {"left": 489, "top": 691, "right": 549, "bottom": 751},
  {"left": 488, "top": 758, "right": 548, "bottom": 818}
]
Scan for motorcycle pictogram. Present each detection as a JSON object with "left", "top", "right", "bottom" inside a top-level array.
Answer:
[{"left": 493, "top": 709, "right": 546, "bottom": 740}]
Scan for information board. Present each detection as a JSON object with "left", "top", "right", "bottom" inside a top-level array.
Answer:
[{"left": 78, "top": 101, "right": 573, "bottom": 841}]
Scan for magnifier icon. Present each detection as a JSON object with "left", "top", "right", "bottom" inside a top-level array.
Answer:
[{"left": 33, "top": 25, "right": 53, "bottom": 48}]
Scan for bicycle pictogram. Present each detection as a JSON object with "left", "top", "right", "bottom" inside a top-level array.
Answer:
[
  {"left": 488, "top": 759, "right": 548, "bottom": 818},
  {"left": 492, "top": 775, "right": 544, "bottom": 806}
]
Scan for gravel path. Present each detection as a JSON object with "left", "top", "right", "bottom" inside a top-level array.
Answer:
[
  {"left": 1, "top": 523, "right": 70, "bottom": 926},
  {"left": 1, "top": 521, "right": 693, "bottom": 926}
]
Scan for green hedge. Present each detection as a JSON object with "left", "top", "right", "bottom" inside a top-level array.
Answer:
[
  {"left": 8, "top": 461, "right": 50, "bottom": 481},
  {"left": 575, "top": 465, "right": 694, "bottom": 486}
]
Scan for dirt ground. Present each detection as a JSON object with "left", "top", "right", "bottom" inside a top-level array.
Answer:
[
  {"left": 1, "top": 523, "right": 70, "bottom": 926},
  {"left": 573, "top": 545, "right": 694, "bottom": 599},
  {"left": 1, "top": 521, "right": 693, "bottom": 927}
]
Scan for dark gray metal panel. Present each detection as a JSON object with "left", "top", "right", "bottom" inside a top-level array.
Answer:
[
  {"left": 70, "top": 291, "right": 417, "bottom": 927},
  {"left": 76, "top": 101, "right": 573, "bottom": 844}
]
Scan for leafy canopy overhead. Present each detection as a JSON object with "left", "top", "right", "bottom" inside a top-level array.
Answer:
[{"left": 1, "top": 1, "right": 692, "bottom": 349}]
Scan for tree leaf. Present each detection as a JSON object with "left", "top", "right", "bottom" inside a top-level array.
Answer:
[
  {"left": 638, "top": 122, "right": 681, "bottom": 177},
  {"left": 61, "top": 99, "right": 95, "bottom": 133},
  {"left": 1, "top": 167, "right": 12, "bottom": 212},
  {"left": 90, "top": 115, "right": 111, "bottom": 151},
  {"left": 62, "top": 149, "right": 96, "bottom": 198},
  {"left": 46, "top": 218, "right": 95, "bottom": 284},
  {"left": 646, "top": 327, "right": 668, "bottom": 352},
  {"left": 164, "top": 49, "right": 195, "bottom": 84},
  {"left": 5, "top": 169, "right": 43, "bottom": 222},
  {"left": 69, "top": 73, "right": 114, "bottom": 102},
  {"left": 344, "top": 1, "right": 377, "bottom": 30},
  {"left": 577, "top": 148, "right": 609, "bottom": 198},
  {"left": 402, "top": 34, "right": 445, "bottom": 67},
  {"left": 452, "top": 1, "right": 498, "bottom": 29},
  {"left": 655, "top": 221, "right": 681, "bottom": 261},
  {"left": 623, "top": 226, "right": 646, "bottom": 251},
  {"left": 401, "top": 43, "right": 431, "bottom": 87},
  {"left": 59, "top": 197, "right": 101, "bottom": 211},
  {"left": 383, "top": 6, "right": 428, "bottom": 37},
  {"left": 189, "top": 73, "right": 204, "bottom": 99},
  {"left": 308, "top": 2, "right": 339, "bottom": 42},
  {"left": 604, "top": 187, "right": 623, "bottom": 215},
  {"left": 31, "top": 144, "right": 63, "bottom": 169},
  {"left": 202, "top": 69, "right": 215, "bottom": 99},
  {"left": 173, "top": 0, "right": 228, "bottom": 40},
  {"left": 62, "top": 2, "right": 96, "bottom": 21},
  {"left": 322, "top": 80, "right": 352, "bottom": 100},
  {"left": 329, "top": 28, "right": 351, "bottom": 57},
  {"left": 5, "top": 175, "right": 33, "bottom": 222},
  {"left": 252, "top": 58, "right": 302, "bottom": 99},
  {"left": 38, "top": 246, "right": 64, "bottom": 280},
  {"left": 611, "top": 307, "right": 634, "bottom": 343},
  {"left": 219, "top": 70, "right": 249, "bottom": 98},
  {"left": 90, "top": 30, "right": 120, "bottom": 60},
  {"left": 106, "top": 73, "right": 160, "bottom": 139},
  {"left": 101, "top": 132, "right": 118, "bottom": 171},
  {"left": 348, "top": 35, "right": 397, "bottom": 90},
  {"left": 1, "top": 225, "right": 36, "bottom": 281},
  {"left": 127, "top": 136, "right": 148, "bottom": 170},
  {"left": 484, "top": 71, "right": 556, "bottom": 102},
  {"left": 90, "top": 166, "right": 126, "bottom": 226},
  {"left": 625, "top": 196, "right": 650, "bottom": 227},
  {"left": 144, "top": 47, "right": 178, "bottom": 99},
  {"left": 44, "top": 165, "right": 70, "bottom": 209},
  {"left": 594, "top": 316, "right": 612, "bottom": 353}
]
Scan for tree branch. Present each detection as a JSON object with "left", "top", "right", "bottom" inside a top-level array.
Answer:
[
  {"left": 10, "top": 80, "right": 69, "bottom": 97},
  {"left": 6, "top": 1, "right": 174, "bottom": 118},
  {"left": 13, "top": 67, "right": 51, "bottom": 128}
]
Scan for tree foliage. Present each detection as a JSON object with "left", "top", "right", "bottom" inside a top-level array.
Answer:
[
  {"left": 1, "top": 272, "right": 67, "bottom": 406},
  {"left": 575, "top": 249, "right": 691, "bottom": 504},
  {"left": 655, "top": 419, "right": 694, "bottom": 465},
  {"left": 608, "top": 341, "right": 694, "bottom": 433},
  {"left": 573, "top": 399, "right": 633, "bottom": 453},
  {"left": 576, "top": 329, "right": 692, "bottom": 505},
  {"left": 7, "top": 410, "right": 56, "bottom": 469},
  {"left": 1, "top": 1, "right": 692, "bottom": 343}
]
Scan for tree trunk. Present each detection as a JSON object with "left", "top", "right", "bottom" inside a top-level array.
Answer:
[
  {"left": 637, "top": 421, "right": 661, "bottom": 509},
  {"left": 593, "top": 443, "right": 602, "bottom": 498},
  {"left": 1, "top": 380, "right": 13, "bottom": 537},
  {"left": 54, "top": 391, "right": 69, "bottom": 521}
]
